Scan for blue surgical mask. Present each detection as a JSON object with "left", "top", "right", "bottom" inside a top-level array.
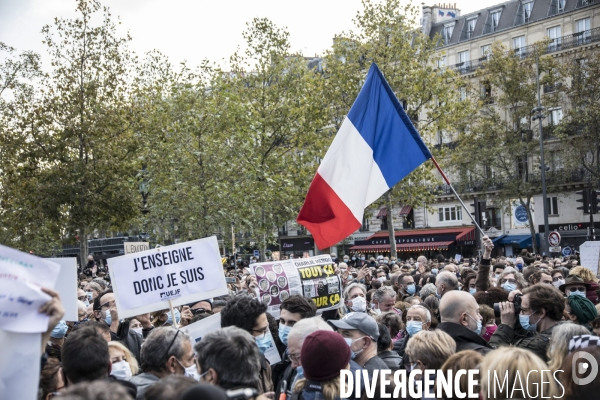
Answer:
[
  {"left": 406, "top": 321, "right": 423, "bottom": 336},
  {"left": 166, "top": 309, "right": 181, "bottom": 326},
  {"left": 352, "top": 257, "right": 356, "bottom": 261},
  {"left": 431, "top": 268, "right": 439, "bottom": 275},
  {"left": 406, "top": 284, "right": 416, "bottom": 295},
  {"left": 291, "top": 366, "right": 304, "bottom": 390},
  {"left": 569, "top": 290, "right": 586, "bottom": 298},
  {"left": 469, "top": 288, "right": 476, "bottom": 295},
  {"left": 516, "top": 263, "right": 523, "bottom": 270},
  {"left": 519, "top": 312, "right": 539, "bottom": 332},
  {"left": 502, "top": 282, "right": 517, "bottom": 292},
  {"left": 475, "top": 319, "right": 482, "bottom": 335},
  {"left": 435, "top": 289, "right": 442, "bottom": 299},
  {"left": 344, "top": 337, "right": 365, "bottom": 360},
  {"left": 104, "top": 310, "right": 112, "bottom": 326},
  {"left": 360, "top": 257, "right": 365, "bottom": 261},
  {"left": 255, "top": 332, "right": 274, "bottom": 354},
  {"left": 51, "top": 321, "right": 68, "bottom": 339},
  {"left": 279, "top": 324, "right": 292, "bottom": 346}
]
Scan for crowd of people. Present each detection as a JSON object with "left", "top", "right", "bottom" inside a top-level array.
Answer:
[{"left": 34, "top": 236, "right": 600, "bottom": 400}]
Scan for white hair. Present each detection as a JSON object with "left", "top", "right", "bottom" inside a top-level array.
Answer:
[
  {"left": 287, "top": 316, "right": 332, "bottom": 343},
  {"left": 77, "top": 300, "right": 88, "bottom": 312},
  {"left": 408, "top": 305, "right": 431, "bottom": 322}
]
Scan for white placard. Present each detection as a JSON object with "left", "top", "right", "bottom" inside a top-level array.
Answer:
[
  {"left": 109, "top": 237, "right": 228, "bottom": 319},
  {"left": 454, "top": 254, "right": 462, "bottom": 263},
  {"left": 0, "top": 244, "right": 60, "bottom": 333},
  {"left": 579, "top": 241, "right": 600, "bottom": 276},
  {"left": 0, "top": 331, "right": 41, "bottom": 400},
  {"left": 183, "top": 313, "right": 222, "bottom": 344},
  {"left": 124, "top": 242, "right": 150, "bottom": 255},
  {"left": 49, "top": 258, "right": 78, "bottom": 322}
]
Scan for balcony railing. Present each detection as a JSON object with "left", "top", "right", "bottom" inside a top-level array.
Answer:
[{"left": 447, "top": 27, "right": 600, "bottom": 75}]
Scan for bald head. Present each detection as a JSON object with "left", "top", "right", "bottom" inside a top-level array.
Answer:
[{"left": 439, "top": 290, "right": 479, "bottom": 324}]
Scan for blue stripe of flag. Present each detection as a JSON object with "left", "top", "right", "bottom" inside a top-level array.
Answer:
[{"left": 347, "top": 63, "right": 433, "bottom": 188}]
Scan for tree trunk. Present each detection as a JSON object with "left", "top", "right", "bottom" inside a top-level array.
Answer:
[
  {"left": 79, "top": 225, "right": 88, "bottom": 270},
  {"left": 261, "top": 209, "right": 267, "bottom": 262},
  {"left": 385, "top": 190, "right": 397, "bottom": 258},
  {"left": 523, "top": 198, "right": 538, "bottom": 254}
]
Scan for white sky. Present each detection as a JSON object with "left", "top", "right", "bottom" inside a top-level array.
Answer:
[{"left": 1, "top": 0, "right": 501, "bottom": 69}]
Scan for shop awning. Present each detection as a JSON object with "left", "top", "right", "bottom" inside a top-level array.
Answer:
[
  {"left": 367, "top": 226, "right": 475, "bottom": 239},
  {"left": 376, "top": 207, "right": 388, "bottom": 219},
  {"left": 497, "top": 234, "right": 538, "bottom": 247},
  {"left": 492, "top": 235, "right": 507, "bottom": 244},
  {"left": 398, "top": 205, "right": 412, "bottom": 217},
  {"left": 350, "top": 241, "right": 454, "bottom": 252}
]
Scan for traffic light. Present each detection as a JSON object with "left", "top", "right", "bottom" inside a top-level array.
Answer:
[
  {"left": 471, "top": 197, "right": 487, "bottom": 228},
  {"left": 592, "top": 190, "right": 600, "bottom": 214},
  {"left": 577, "top": 189, "right": 590, "bottom": 214}
]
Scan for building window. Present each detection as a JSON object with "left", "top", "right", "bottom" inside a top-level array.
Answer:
[
  {"left": 513, "top": 36, "right": 526, "bottom": 58},
  {"left": 459, "top": 86, "right": 467, "bottom": 101},
  {"left": 485, "top": 208, "right": 502, "bottom": 229},
  {"left": 481, "top": 80, "right": 493, "bottom": 103},
  {"left": 439, "top": 206, "right": 463, "bottom": 222},
  {"left": 466, "top": 18, "right": 477, "bottom": 39},
  {"left": 575, "top": 18, "right": 591, "bottom": 44},
  {"left": 380, "top": 218, "right": 388, "bottom": 231},
  {"left": 458, "top": 50, "right": 470, "bottom": 73},
  {"left": 546, "top": 196, "right": 559, "bottom": 215},
  {"left": 523, "top": 1, "right": 533, "bottom": 22},
  {"left": 443, "top": 24, "right": 455, "bottom": 44},
  {"left": 481, "top": 44, "right": 492, "bottom": 59},
  {"left": 547, "top": 26, "right": 562, "bottom": 51},
  {"left": 549, "top": 108, "right": 563, "bottom": 125},
  {"left": 437, "top": 56, "right": 446, "bottom": 68},
  {"left": 360, "top": 216, "right": 370, "bottom": 232},
  {"left": 490, "top": 10, "right": 502, "bottom": 32},
  {"left": 558, "top": 0, "right": 566, "bottom": 12}
]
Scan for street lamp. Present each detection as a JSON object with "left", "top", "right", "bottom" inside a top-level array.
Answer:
[{"left": 533, "top": 54, "right": 550, "bottom": 255}]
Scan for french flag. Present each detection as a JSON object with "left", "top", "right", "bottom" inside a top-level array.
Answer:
[{"left": 297, "top": 63, "right": 432, "bottom": 250}]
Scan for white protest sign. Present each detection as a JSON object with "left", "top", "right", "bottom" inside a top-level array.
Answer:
[
  {"left": 183, "top": 312, "right": 222, "bottom": 344},
  {"left": 250, "top": 255, "right": 342, "bottom": 319},
  {"left": 0, "top": 331, "right": 41, "bottom": 400},
  {"left": 124, "top": 242, "right": 150, "bottom": 254},
  {"left": 182, "top": 313, "right": 281, "bottom": 364},
  {"left": 454, "top": 254, "right": 462, "bottom": 263},
  {"left": 0, "top": 244, "right": 60, "bottom": 333},
  {"left": 109, "top": 237, "right": 228, "bottom": 319},
  {"left": 579, "top": 241, "right": 600, "bottom": 276},
  {"left": 49, "top": 258, "right": 78, "bottom": 322}
]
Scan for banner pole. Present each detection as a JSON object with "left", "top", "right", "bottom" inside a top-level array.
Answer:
[
  {"left": 168, "top": 299, "right": 179, "bottom": 329},
  {"left": 430, "top": 156, "right": 486, "bottom": 237}
]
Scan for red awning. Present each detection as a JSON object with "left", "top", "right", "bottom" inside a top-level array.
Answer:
[
  {"left": 350, "top": 241, "right": 454, "bottom": 252},
  {"left": 376, "top": 207, "right": 387, "bottom": 219},
  {"left": 456, "top": 228, "right": 476, "bottom": 242},
  {"left": 398, "top": 205, "right": 412, "bottom": 217},
  {"left": 367, "top": 226, "right": 474, "bottom": 240}
]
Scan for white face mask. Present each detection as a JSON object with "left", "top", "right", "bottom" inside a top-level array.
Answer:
[
  {"left": 111, "top": 360, "right": 132, "bottom": 379},
  {"left": 350, "top": 296, "right": 367, "bottom": 312},
  {"left": 553, "top": 279, "right": 565, "bottom": 289},
  {"left": 378, "top": 276, "right": 387, "bottom": 282},
  {"left": 131, "top": 327, "right": 143, "bottom": 336}
]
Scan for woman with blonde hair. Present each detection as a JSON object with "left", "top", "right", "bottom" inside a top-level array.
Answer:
[
  {"left": 547, "top": 322, "right": 589, "bottom": 371},
  {"left": 480, "top": 347, "right": 559, "bottom": 400},
  {"left": 437, "top": 350, "right": 483, "bottom": 400},
  {"left": 293, "top": 330, "right": 350, "bottom": 400},
  {"left": 108, "top": 341, "right": 139, "bottom": 379}
]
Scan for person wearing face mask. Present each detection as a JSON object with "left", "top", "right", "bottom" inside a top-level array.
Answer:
[
  {"left": 397, "top": 274, "right": 417, "bottom": 301},
  {"left": 490, "top": 284, "right": 565, "bottom": 362},
  {"left": 342, "top": 283, "right": 378, "bottom": 319},
  {"left": 479, "top": 304, "right": 497, "bottom": 342},
  {"left": 559, "top": 275, "right": 592, "bottom": 299},
  {"left": 565, "top": 294, "right": 598, "bottom": 332},
  {"left": 394, "top": 305, "right": 432, "bottom": 370},
  {"left": 371, "top": 286, "right": 400, "bottom": 315},
  {"left": 152, "top": 308, "right": 182, "bottom": 328},
  {"left": 220, "top": 295, "right": 274, "bottom": 393},
  {"left": 130, "top": 327, "right": 196, "bottom": 399},
  {"left": 108, "top": 341, "right": 139, "bottom": 380},
  {"left": 46, "top": 320, "right": 68, "bottom": 360},
  {"left": 461, "top": 273, "right": 477, "bottom": 296},
  {"left": 497, "top": 267, "right": 526, "bottom": 293},
  {"left": 436, "top": 291, "right": 492, "bottom": 355},
  {"left": 330, "top": 312, "right": 388, "bottom": 379},
  {"left": 551, "top": 270, "right": 566, "bottom": 290},
  {"left": 93, "top": 289, "right": 144, "bottom": 364},
  {"left": 271, "top": 296, "right": 317, "bottom": 398}
]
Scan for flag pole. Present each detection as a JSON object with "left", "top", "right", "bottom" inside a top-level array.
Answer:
[{"left": 430, "top": 156, "right": 486, "bottom": 237}]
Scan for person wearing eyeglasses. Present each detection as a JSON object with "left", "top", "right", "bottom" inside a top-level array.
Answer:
[
  {"left": 92, "top": 289, "right": 145, "bottom": 363},
  {"left": 130, "top": 327, "right": 197, "bottom": 399},
  {"left": 220, "top": 295, "right": 275, "bottom": 394},
  {"left": 490, "top": 283, "right": 565, "bottom": 362}
]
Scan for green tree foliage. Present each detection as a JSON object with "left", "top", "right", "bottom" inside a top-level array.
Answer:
[
  {"left": 452, "top": 43, "right": 560, "bottom": 253},
  {"left": 0, "top": 0, "right": 141, "bottom": 263}
]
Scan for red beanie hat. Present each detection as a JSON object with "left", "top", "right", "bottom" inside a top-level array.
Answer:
[{"left": 300, "top": 330, "right": 351, "bottom": 381}]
